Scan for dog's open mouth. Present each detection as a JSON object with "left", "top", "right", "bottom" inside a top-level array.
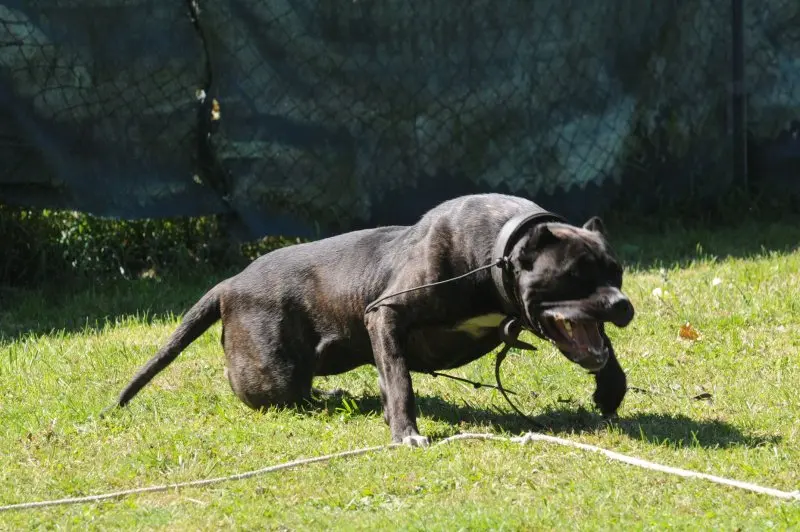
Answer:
[{"left": 540, "top": 313, "right": 609, "bottom": 371}]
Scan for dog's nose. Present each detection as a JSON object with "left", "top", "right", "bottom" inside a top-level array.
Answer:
[{"left": 609, "top": 294, "right": 634, "bottom": 327}]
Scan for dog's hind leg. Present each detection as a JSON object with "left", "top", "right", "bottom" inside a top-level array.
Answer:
[{"left": 221, "top": 312, "right": 314, "bottom": 410}]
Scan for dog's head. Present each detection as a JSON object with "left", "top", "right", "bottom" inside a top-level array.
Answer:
[{"left": 508, "top": 216, "right": 634, "bottom": 372}]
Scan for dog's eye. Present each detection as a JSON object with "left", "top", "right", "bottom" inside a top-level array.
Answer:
[{"left": 562, "top": 268, "right": 595, "bottom": 296}]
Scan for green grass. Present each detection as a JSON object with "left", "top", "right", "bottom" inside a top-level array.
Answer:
[{"left": 1, "top": 220, "right": 800, "bottom": 530}]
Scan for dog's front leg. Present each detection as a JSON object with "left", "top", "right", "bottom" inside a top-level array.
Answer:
[
  {"left": 592, "top": 329, "right": 627, "bottom": 417},
  {"left": 365, "top": 307, "right": 429, "bottom": 447}
]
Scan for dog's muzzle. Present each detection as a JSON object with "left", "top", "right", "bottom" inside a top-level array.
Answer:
[
  {"left": 532, "top": 287, "right": 634, "bottom": 372},
  {"left": 540, "top": 315, "right": 609, "bottom": 371}
]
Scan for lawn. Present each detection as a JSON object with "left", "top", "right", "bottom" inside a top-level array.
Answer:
[{"left": 1, "top": 220, "right": 799, "bottom": 530}]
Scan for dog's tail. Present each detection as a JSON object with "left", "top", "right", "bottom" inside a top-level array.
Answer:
[{"left": 112, "top": 284, "right": 223, "bottom": 410}]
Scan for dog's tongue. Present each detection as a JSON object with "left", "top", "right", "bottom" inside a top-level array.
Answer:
[
  {"left": 556, "top": 320, "right": 603, "bottom": 350},
  {"left": 572, "top": 322, "right": 603, "bottom": 350}
]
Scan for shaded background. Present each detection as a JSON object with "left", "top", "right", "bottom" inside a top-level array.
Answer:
[{"left": 0, "top": 0, "right": 798, "bottom": 239}]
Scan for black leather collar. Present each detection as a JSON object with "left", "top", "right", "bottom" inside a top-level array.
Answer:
[{"left": 491, "top": 210, "right": 566, "bottom": 318}]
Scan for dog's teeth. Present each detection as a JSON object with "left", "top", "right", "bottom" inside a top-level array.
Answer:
[{"left": 564, "top": 320, "right": 573, "bottom": 338}]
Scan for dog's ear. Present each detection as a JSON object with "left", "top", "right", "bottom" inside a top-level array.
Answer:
[
  {"left": 515, "top": 224, "right": 560, "bottom": 269},
  {"left": 582, "top": 216, "right": 606, "bottom": 235},
  {"left": 530, "top": 224, "right": 560, "bottom": 251}
]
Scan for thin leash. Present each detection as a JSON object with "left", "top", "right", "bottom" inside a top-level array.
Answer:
[
  {"left": 364, "top": 258, "right": 505, "bottom": 315},
  {"left": 427, "top": 340, "right": 542, "bottom": 428},
  {"left": 362, "top": 254, "right": 717, "bottom": 423},
  {"left": 363, "top": 256, "right": 546, "bottom": 427},
  {"left": 427, "top": 369, "right": 517, "bottom": 395}
]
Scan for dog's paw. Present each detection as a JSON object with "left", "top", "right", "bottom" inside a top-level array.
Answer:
[
  {"left": 592, "top": 358, "right": 627, "bottom": 416},
  {"left": 401, "top": 435, "right": 430, "bottom": 448},
  {"left": 593, "top": 382, "right": 626, "bottom": 417}
]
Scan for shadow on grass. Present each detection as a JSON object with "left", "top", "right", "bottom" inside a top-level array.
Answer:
[
  {"left": 607, "top": 218, "right": 800, "bottom": 271},
  {"left": 315, "top": 393, "right": 779, "bottom": 450},
  {"left": 0, "top": 270, "right": 231, "bottom": 343}
]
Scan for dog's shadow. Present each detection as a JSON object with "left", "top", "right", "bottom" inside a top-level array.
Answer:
[{"left": 313, "top": 392, "right": 779, "bottom": 450}]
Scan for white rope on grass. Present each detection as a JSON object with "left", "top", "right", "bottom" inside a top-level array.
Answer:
[
  {"left": 445, "top": 432, "right": 800, "bottom": 501},
  {"left": 0, "top": 444, "right": 401, "bottom": 512},
  {"left": 1, "top": 432, "right": 797, "bottom": 513}
]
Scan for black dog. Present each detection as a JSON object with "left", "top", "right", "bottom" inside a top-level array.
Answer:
[{"left": 112, "top": 194, "right": 634, "bottom": 446}]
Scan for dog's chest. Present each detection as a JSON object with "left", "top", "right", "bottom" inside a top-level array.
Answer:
[
  {"left": 405, "top": 312, "right": 507, "bottom": 371},
  {"left": 449, "top": 313, "right": 506, "bottom": 338}
]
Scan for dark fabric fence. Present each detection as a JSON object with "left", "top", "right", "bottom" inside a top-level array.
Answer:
[{"left": 0, "top": 1, "right": 798, "bottom": 238}]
